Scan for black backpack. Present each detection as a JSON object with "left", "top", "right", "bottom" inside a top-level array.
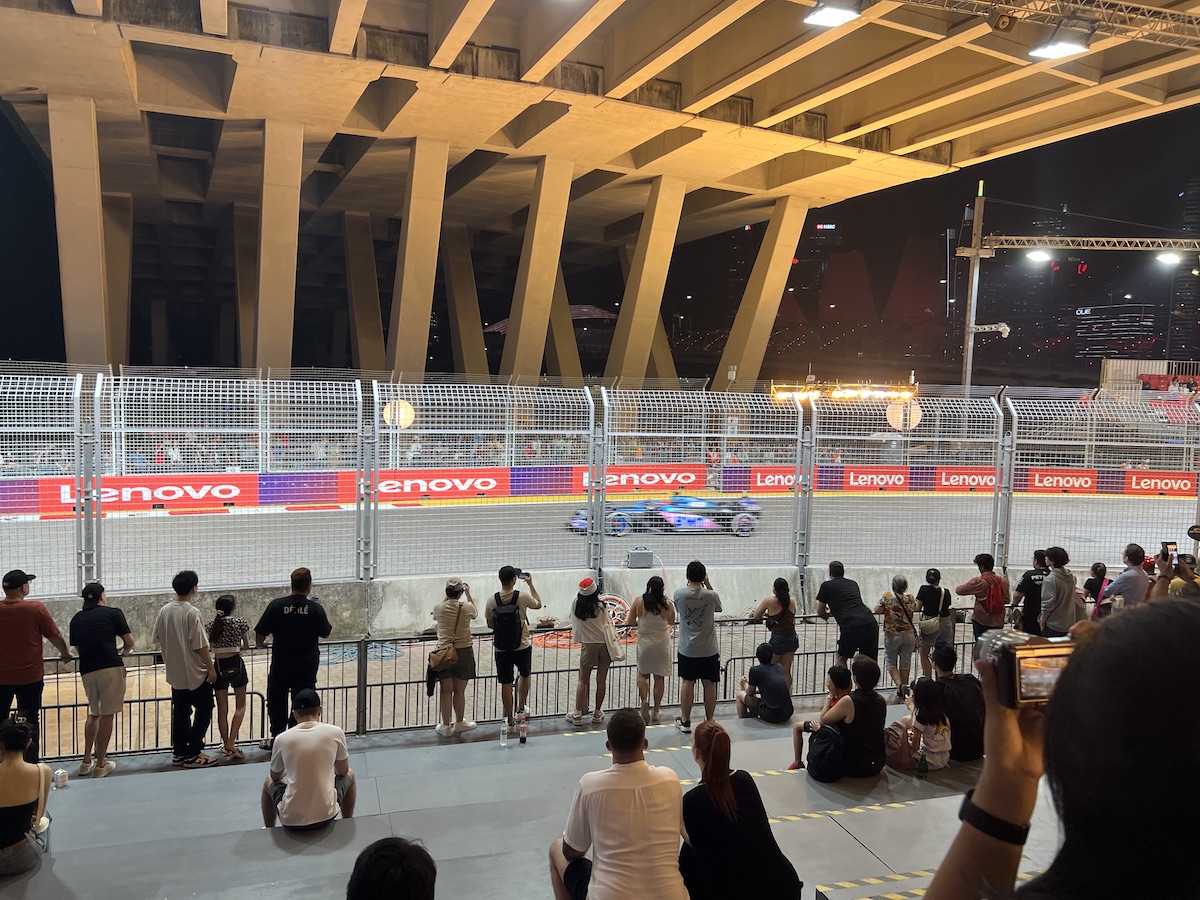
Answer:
[
  {"left": 806, "top": 723, "right": 845, "bottom": 782},
  {"left": 941, "top": 674, "right": 985, "bottom": 761},
  {"left": 492, "top": 591, "right": 523, "bottom": 652}
]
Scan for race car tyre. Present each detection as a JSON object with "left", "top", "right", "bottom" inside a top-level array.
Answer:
[
  {"left": 731, "top": 513, "right": 757, "bottom": 537},
  {"left": 605, "top": 512, "right": 632, "bottom": 536}
]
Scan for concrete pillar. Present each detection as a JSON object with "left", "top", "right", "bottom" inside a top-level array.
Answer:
[
  {"left": 102, "top": 193, "right": 133, "bottom": 366},
  {"left": 388, "top": 137, "right": 449, "bottom": 375},
  {"left": 500, "top": 156, "right": 573, "bottom": 378},
  {"left": 440, "top": 222, "right": 490, "bottom": 375},
  {"left": 342, "top": 211, "right": 387, "bottom": 371},
  {"left": 47, "top": 95, "right": 110, "bottom": 365},
  {"left": 716, "top": 195, "right": 808, "bottom": 391},
  {"left": 256, "top": 120, "right": 304, "bottom": 371},
  {"left": 604, "top": 175, "right": 686, "bottom": 386},
  {"left": 545, "top": 266, "right": 583, "bottom": 380},
  {"left": 150, "top": 299, "right": 169, "bottom": 365},
  {"left": 617, "top": 246, "right": 678, "bottom": 384},
  {"left": 232, "top": 203, "right": 259, "bottom": 369}
]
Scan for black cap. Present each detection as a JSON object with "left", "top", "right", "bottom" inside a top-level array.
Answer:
[
  {"left": 498, "top": 565, "right": 519, "bottom": 584},
  {"left": 3, "top": 570, "right": 36, "bottom": 590},
  {"left": 293, "top": 688, "right": 321, "bottom": 710},
  {"left": 81, "top": 582, "right": 106, "bottom": 606}
]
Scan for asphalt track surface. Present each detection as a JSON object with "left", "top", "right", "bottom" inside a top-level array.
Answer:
[{"left": 7, "top": 493, "right": 1197, "bottom": 598}]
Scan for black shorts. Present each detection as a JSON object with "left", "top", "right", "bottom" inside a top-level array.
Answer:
[
  {"left": 214, "top": 655, "right": 248, "bottom": 691},
  {"left": 837, "top": 623, "right": 879, "bottom": 661},
  {"left": 677, "top": 653, "right": 720, "bottom": 684},
  {"left": 563, "top": 857, "right": 592, "bottom": 900},
  {"left": 494, "top": 646, "right": 533, "bottom": 685},
  {"left": 270, "top": 774, "right": 351, "bottom": 832}
]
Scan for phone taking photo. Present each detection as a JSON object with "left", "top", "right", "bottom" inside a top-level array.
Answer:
[{"left": 1163, "top": 541, "right": 1179, "bottom": 565}]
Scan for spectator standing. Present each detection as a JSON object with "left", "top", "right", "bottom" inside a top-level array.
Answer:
[
  {"left": 432, "top": 578, "right": 477, "bottom": 738},
  {"left": 749, "top": 577, "right": 799, "bottom": 692},
  {"left": 736, "top": 643, "right": 794, "bottom": 724},
  {"left": 673, "top": 561, "right": 723, "bottom": 734},
  {"left": 915, "top": 568, "right": 954, "bottom": 679},
  {"left": 1106, "top": 543, "right": 1150, "bottom": 609},
  {"left": 931, "top": 642, "right": 984, "bottom": 762},
  {"left": 484, "top": 566, "right": 543, "bottom": 727},
  {"left": 678, "top": 721, "right": 802, "bottom": 899},
  {"left": 900, "top": 678, "right": 952, "bottom": 771},
  {"left": 260, "top": 688, "right": 356, "bottom": 830},
  {"left": 815, "top": 561, "right": 878, "bottom": 665},
  {"left": 1082, "top": 562, "right": 1111, "bottom": 618},
  {"left": 625, "top": 576, "right": 674, "bottom": 725},
  {"left": 1039, "top": 547, "right": 1082, "bottom": 638},
  {"left": 1012, "top": 551, "right": 1049, "bottom": 636},
  {"left": 567, "top": 578, "right": 610, "bottom": 727},
  {"left": 206, "top": 594, "right": 250, "bottom": 758},
  {"left": 0, "top": 717, "right": 52, "bottom": 876},
  {"left": 788, "top": 665, "right": 852, "bottom": 770},
  {"left": 0, "top": 571, "right": 72, "bottom": 763},
  {"left": 254, "top": 567, "right": 333, "bottom": 749},
  {"left": 69, "top": 583, "right": 134, "bottom": 777},
  {"left": 955, "top": 553, "right": 1009, "bottom": 641},
  {"left": 874, "top": 575, "right": 918, "bottom": 700},
  {"left": 346, "top": 837, "right": 437, "bottom": 900},
  {"left": 548, "top": 708, "right": 687, "bottom": 900},
  {"left": 152, "top": 570, "right": 218, "bottom": 768}
]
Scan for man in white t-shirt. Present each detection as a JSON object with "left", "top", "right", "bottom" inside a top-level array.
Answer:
[
  {"left": 260, "top": 688, "right": 356, "bottom": 830},
  {"left": 548, "top": 708, "right": 687, "bottom": 900},
  {"left": 152, "top": 570, "right": 217, "bottom": 768}
]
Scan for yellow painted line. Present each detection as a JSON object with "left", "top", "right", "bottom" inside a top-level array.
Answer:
[{"left": 815, "top": 869, "right": 1043, "bottom": 896}]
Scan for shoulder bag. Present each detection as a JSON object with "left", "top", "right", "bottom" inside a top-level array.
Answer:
[
  {"left": 602, "top": 609, "right": 628, "bottom": 663},
  {"left": 429, "top": 603, "right": 464, "bottom": 672},
  {"left": 918, "top": 590, "right": 940, "bottom": 636}
]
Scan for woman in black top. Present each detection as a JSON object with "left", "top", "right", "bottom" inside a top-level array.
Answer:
[
  {"left": 915, "top": 568, "right": 953, "bottom": 679},
  {"left": 813, "top": 656, "right": 886, "bottom": 778},
  {"left": 0, "top": 718, "right": 51, "bottom": 875},
  {"left": 679, "top": 721, "right": 801, "bottom": 899},
  {"left": 750, "top": 577, "right": 799, "bottom": 692}
]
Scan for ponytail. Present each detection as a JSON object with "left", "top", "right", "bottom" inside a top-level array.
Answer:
[
  {"left": 693, "top": 721, "right": 737, "bottom": 822},
  {"left": 773, "top": 577, "right": 791, "bottom": 606},
  {"left": 209, "top": 594, "right": 236, "bottom": 645}
]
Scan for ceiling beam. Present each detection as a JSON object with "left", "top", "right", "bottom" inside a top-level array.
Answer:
[
  {"left": 519, "top": 0, "right": 632, "bottom": 84},
  {"left": 328, "top": 0, "right": 370, "bottom": 55},
  {"left": 428, "top": 0, "right": 499, "bottom": 69}
]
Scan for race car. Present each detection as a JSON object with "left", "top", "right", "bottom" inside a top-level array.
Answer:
[{"left": 566, "top": 495, "right": 761, "bottom": 537}]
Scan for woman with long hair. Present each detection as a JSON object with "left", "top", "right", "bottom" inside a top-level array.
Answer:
[
  {"left": 566, "top": 577, "right": 610, "bottom": 727},
  {"left": 207, "top": 594, "right": 250, "bottom": 758},
  {"left": 432, "top": 578, "right": 478, "bottom": 737},
  {"left": 750, "top": 577, "right": 799, "bottom": 692},
  {"left": 901, "top": 677, "right": 952, "bottom": 770},
  {"left": 915, "top": 568, "right": 954, "bottom": 678},
  {"left": 0, "top": 717, "right": 51, "bottom": 876},
  {"left": 679, "top": 721, "right": 801, "bottom": 898},
  {"left": 625, "top": 575, "right": 675, "bottom": 724}
]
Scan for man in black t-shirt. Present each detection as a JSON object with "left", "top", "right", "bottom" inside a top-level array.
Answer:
[
  {"left": 254, "top": 567, "right": 333, "bottom": 748},
  {"left": 815, "top": 561, "right": 879, "bottom": 665},
  {"left": 736, "top": 643, "right": 794, "bottom": 724},
  {"left": 1012, "top": 550, "right": 1048, "bottom": 636},
  {"left": 69, "top": 583, "right": 134, "bottom": 778},
  {"left": 931, "top": 642, "right": 984, "bottom": 761}
]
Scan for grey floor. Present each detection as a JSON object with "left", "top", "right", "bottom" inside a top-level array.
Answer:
[{"left": 0, "top": 701, "right": 1063, "bottom": 900}]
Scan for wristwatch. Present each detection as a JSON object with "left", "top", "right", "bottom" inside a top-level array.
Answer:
[{"left": 958, "top": 789, "right": 1030, "bottom": 845}]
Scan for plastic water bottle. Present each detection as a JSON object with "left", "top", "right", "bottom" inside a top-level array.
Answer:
[
  {"left": 917, "top": 749, "right": 928, "bottom": 779},
  {"left": 499, "top": 719, "right": 509, "bottom": 749},
  {"left": 518, "top": 713, "right": 528, "bottom": 745}
]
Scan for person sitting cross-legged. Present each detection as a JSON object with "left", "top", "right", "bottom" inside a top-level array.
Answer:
[{"left": 260, "top": 688, "right": 356, "bottom": 830}]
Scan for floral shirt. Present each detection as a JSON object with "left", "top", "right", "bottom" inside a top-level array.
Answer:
[{"left": 879, "top": 592, "right": 918, "bottom": 634}]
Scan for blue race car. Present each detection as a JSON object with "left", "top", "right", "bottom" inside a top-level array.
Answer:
[{"left": 567, "top": 495, "right": 761, "bottom": 537}]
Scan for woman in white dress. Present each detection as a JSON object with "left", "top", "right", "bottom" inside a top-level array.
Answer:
[{"left": 625, "top": 575, "right": 675, "bottom": 724}]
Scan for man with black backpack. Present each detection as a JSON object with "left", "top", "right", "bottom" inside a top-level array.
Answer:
[
  {"left": 931, "top": 642, "right": 984, "bottom": 761},
  {"left": 955, "top": 553, "right": 1009, "bottom": 643},
  {"left": 485, "top": 565, "right": 543, "bottom": 727}
]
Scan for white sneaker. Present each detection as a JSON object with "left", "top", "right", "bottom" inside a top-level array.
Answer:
[
  {"left": 591, "top": 709, "right": 605, "bottom": 725},
  {"left": 454, "top": 720, "right": 477, "bottom": 734},
  {"left": 434, "top": 723, "right": 453, "bottom": 738},
  {"left": 519, "top": 705, "right": 531, "bottom": 718}
]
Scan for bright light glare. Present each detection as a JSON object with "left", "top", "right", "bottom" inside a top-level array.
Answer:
[
  {"left": 1157, "top": 252, "right": 1182, "bottom": 264},
  {"left": 1029, "top": 38, "right": 1088, "bottom": 59},
  {"left": 804, "top": 3, "right": 860, "bottom": 27},
  {"left": 1026, "top": 249, "right": 1052, "bottom": 262}
]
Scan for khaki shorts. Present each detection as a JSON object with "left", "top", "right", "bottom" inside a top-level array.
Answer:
[
  {"left": 579, "top": 642, "right": 611, "bottom": 670},
  {"left": 82, "top": 666, "right": 126, "bottom": 716}
]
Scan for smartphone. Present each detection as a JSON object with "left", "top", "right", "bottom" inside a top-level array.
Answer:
[
  {"left": 978, "top": 629, "right": 1074, "bottom": 708},
  {"left": 1163, "top": 541, "right": 1179, "bottom": 565},
  {"left": 518, "top": 571, "right": 530, "bottom": 581}
]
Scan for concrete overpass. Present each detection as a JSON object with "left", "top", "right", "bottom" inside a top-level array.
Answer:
[{"left": 1, "top": 0, "right": 1198, "bottom": 387}]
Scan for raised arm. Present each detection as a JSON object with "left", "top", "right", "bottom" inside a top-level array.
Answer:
[{"left": 749, "top": 598, "right": 770, "bottom": 622}]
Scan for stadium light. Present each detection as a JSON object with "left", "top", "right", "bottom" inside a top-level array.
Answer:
[
  {"left": 1157, "top": 252, "right": 1182, "bottom": 264},
  {"left": 1026, "top": 249, "right": 1052, "bottom": 262},
  {"left": 804, "top": 1, "right": 860, "bottom": 27},
  {"left": 1030, "top": 21, "right": 1094, "bottom": 59}
]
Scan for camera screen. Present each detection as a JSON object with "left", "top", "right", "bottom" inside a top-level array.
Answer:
[{"left": 1018, "top": 654, "right": 1070, "bottom": 701}]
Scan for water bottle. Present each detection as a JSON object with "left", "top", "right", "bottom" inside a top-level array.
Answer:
[
  {"left": 518, "top": 713, "right": 528, "bottom": 745},
  {"left": 499, "top": 719, "right": 509, "bottom": 749},
  {"left": 917, "top": 749, "right": 928, "bottom": 779}
]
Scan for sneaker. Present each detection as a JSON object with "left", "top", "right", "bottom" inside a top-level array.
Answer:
[
  {"left": 454, "top": 720, "right": 477, "bottom": 734},
  {"left": 78, "top": 761, "right": 93, "bottom": 777},
  {"left": 566, "top": 712, "right": 583, "bottom": 727},
  {"left": 171, "top": 755, "right": 187, "bottom": 767},
  {"left": 519, "top": 705, "right": 531, "bottom": 719},
  {"left": 92, "top": 761, "right": 116, "bottom": 778},
  {"left": 258, "top": 738, "right": 274, "bottom": 751},
  {"left": 591, "top": 709, "right": 605, "bottom": 725},
  {"left": 640, "top": 700, "right": 650, "bottom": 724},
  {"left": 675, "top": 717, "right": 691, "bottom": 734},
  {"left": 434, "top": 723, "right": 453, "bottom": 738},
  {"left": 650, "top": 710, "right": 661, "bottom": 725},
  {"left": 182, "top": 753, "right": 218, "bottom": 769},
  {"left": 786, "top": 760, "right": 805, "bottom": 771}
]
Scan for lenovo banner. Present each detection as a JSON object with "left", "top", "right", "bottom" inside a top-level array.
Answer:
[
  {"left": 373, "top": 467, "right": 511, "bottom": 501},
  {"left": 842, "top": 465, "right": 910, "bottom": 491},
  {"left": 933, "top": 467, "right": 998, "bottom": 492},
  {"left": 1124, "top": 470, "right": 1197, "bottom": 497},
  {"left": 574, "top": 464, "right": 706, "bottom": 494},
  {"left": 1023, "top": 468, "right": 1098, "bottom": 494},
  {"left": 39, "top": 473, "right": 260, "bottom": 514},
  {"left": 744, "top": 466, "right": 801, "bottom": 493}
]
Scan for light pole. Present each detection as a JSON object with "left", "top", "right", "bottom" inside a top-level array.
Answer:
[{"left": 1158, "top": 252, "right": 1181, "bottom": 362}]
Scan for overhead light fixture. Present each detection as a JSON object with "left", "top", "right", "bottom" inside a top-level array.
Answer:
[
  {"left": 1157, "top": 252, "right": 1182, "bottom": 264},
  {"left": 1030, "top": 21, "right": 1095, "bottom": 59},
  {"left": 804, "top": 1, "right": 860, "bottom": 27},
  {"left": 1026, "top": 249, "right": 1052, "bottom": 262}
]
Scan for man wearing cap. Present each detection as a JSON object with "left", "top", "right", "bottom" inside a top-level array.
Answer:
[
  {"left": 69, "top": 583, "right": 134, "bottom": 778},
  {"left": 153, "top": 569, "right": 219, "bottom": 768},
  {"left": 254, "top": 566, "right": 333, "bottom": 749},
  {"left": 261, "top": 688, "right": 356, "bottom": 830},
  {"left": 485, "top": 565, "right": 543, "bottom": 727},
  {"left": 0, "top": 570, "right": 73, "bottom": 763}
]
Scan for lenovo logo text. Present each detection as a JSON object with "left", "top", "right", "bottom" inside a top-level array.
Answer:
[
  {"left": 379, "top": 477, "right": 498, "bottom": 493},
  {"left": 61, "top": 484, "right": 242, "bottom": 504}
]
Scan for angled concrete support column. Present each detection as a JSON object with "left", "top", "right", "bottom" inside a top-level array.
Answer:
[
  {"left": 617, "top": 246, "right": 677, "bottom": 384},
  {"left": 500, "top": 156, "right": 573, "bottom": 379},
  {"left": 233, "top": 204, "right": 260, "bottom": 369},
  {"left": 388, "top": 137, "right": 449, "bottom": 375},
  {"left": 716, "top": 195, "right": 808, "bottom": 391},
  {"left": 342, "top": 212, "right": 387, "bottom": 371},
  {"left": 48, "top": 96, "right": 110, "bottom": 365},
  {"left": 440, "top": 222, "right": 489, "bottom": 375},
  {"left": 604, "top": 175, "right": 686, "bottom": 386},
  {"left": 545, "top": 267, "right": 583, "bottom": 380},
  {"left": 256, "top": 120, "right": 304, "bottom": 371},
  {"left": 102, "top": 193, "right": 133, "bottom": 366}
]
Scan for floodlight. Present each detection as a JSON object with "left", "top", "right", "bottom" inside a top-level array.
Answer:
[
  {"left": 1030, "top": 21, "right": 1093, "bottom": 59},
  {"left": 1026, "top": 249, "right": 1052, "bottom": 262},
  {"left": 804, "top": 2, "right": 860, "bottom": 27},
  {"left": 1157, "top": 252, "right": 1182, "bottom": 264}
]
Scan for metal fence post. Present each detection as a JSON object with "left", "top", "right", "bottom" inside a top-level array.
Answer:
[
  {"left": 796, "top": 422, "right": 815, "bottom": 613},
  {"left": 588, "top": 389, "right": 608, "bottom": 573},
  {"left": 355, "top": 636, "right": 369, "bottom": 736}
]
